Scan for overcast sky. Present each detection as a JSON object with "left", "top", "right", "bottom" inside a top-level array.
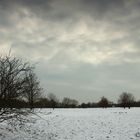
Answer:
[{"left": 1, "top": 0, "right": 140, "bottom": 103}]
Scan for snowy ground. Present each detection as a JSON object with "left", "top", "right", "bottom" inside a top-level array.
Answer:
[{"left": 0, "top": 108, "right": 140, "bottom": 140}]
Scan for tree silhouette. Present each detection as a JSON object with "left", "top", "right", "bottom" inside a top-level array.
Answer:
[
  {"left": 62, "top": 97, "right": 78, "bottom": 108},
  {"left": 118, "top": 92, "right": 135, "bottom": 108},
  {"left": 98, "top": 96, "right": 109, "bottom": 108},
  {"left": 0, "top": 54, "right": 42, "bottom": 122},
  {"left": 24, "top": 70, "right": 42, "bottom": 109},
  {"left": 47, "top": 93, "right": 59, "bottom": 109}
]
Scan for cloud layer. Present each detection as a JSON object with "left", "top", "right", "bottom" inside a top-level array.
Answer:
[{"left": 0, "top": 0, "right": 140, "bottom": 102}]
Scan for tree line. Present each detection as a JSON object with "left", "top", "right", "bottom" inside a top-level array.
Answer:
[{"left": 33, "top": 92, "right": 140, "bottom": 109}]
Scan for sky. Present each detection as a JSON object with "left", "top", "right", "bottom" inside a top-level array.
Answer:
[{"left": 0, "top": 0, "right": 140, "bottom": 103}]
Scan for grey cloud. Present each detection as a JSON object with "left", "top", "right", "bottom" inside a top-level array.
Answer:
[{"left": 1, "top": 0, "right": 140, "bottom": 102}]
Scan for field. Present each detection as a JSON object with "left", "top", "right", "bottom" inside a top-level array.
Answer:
[{"left": 0, "top": 108, "right": 140, "bottom": 140}]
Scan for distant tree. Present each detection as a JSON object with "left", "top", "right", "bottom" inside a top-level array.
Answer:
[
  {"left": 98, "top": 96, "right": 109, "bottom": 108},
  {"left": 35, "top": 98, "right": 49, "bottom": 108},
  {"left": 91, "top": 102, "right": 98, "bottom": 108},
  {"left": 80, "top": 103, "right": 87, "bottom": 108},
  {"left": 118, "top": 92, "right": 135, "bottom": 109},
  {"left": 70, "top": 99, "right": 78, "bottom": 108},
  {"left": 47, "top": 93, "right": 59, "bottom": 109},
  {"left": 86, "top": 102, "right": 92, "bottom": 108},
  {"left": 135, "top": 100, "right": 140, "bottom": 107},
  {"left": 62, "top": 97, "right": 78, "bottom": 108}
]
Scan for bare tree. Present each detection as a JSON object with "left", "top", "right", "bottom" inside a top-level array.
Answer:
[
  {"left": 0, "top": 55, "right": 30, "bottom": 104},
  {"left": 62, "top": 97, "right": 78, "bottom": 108},
  {"left": 98, "top": 96, "right": 109, "bottom": 108},
  {"left": 24, "top": 70, "right": 42, "bottom": 109},
  {"left": 0, "top": 54, "right": 42, "bottom": 122},
  {"left": 47, "top": 93, "right": 59, "bottom": 109},
  {"left": 118, "top": 92, "right": 135, "bottom": 109}
]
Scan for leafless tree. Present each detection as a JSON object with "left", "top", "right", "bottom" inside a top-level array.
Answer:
[
  {"left": 62, "top": 97, "right": 79, "bottom": 108},
  {"left": 118, "top": 92, "right": 135, "bottom": 108},
  {"left": 24, "top": 70, "right": 42, "bottom": 109},
  {"left": 0, "top": 54, "right": 42, "bottom": 122},
  {"left": 98, "top": 96, "right": 109, "bottom": 108},
  {"left": 0, "top": 55, "right": 30, "bottom": 101},
  {"left": 47, "top": 93, "right": 59, "bottom": 109}
]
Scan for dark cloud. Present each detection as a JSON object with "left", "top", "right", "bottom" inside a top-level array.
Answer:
[{"left": 0, "top": 0, "right": 140, "bottom": 102}]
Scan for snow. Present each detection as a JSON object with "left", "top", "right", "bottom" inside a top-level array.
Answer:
[{"left": 0, "top": 108, "right": 140, "bottom": 140}]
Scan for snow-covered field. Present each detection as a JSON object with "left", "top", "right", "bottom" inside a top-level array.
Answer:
[{"left": 0, "top": 108, "right": 140, "bottom": 140}]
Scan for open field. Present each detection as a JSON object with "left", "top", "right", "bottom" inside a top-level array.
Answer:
[{"left": 0, "top": 108, "right": 140, "bottom": 140}]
